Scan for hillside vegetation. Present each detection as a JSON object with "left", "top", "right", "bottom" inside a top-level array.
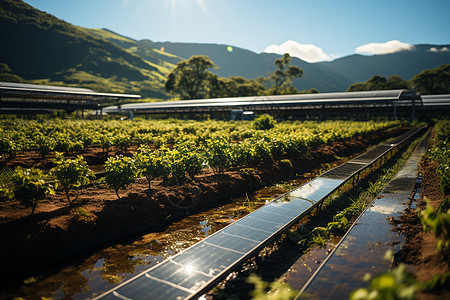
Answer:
[
  {"left": 0, "top": 0, "right": 175, "bottom": 99},
  {"left": 1, "top": 0, "right": 449, "bottom": 100}
]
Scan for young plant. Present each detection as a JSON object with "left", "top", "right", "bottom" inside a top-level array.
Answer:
[
  {"left": 205, "top": 137, "right": 233, "bottom": 174},
  {"left": 0, "top": 133, "right": 17, "bottom": 159},
  {"left": 253, "top": 114, "right": 277, "bottom": 130},
  {"left": 247, "top": 274, "right": 297, "bottom": 300},
  {"left": 134, "top": 147, "right": 170, "bottom": 189},
  {"left": 51, "top": 152, "right": 94, "bottom": 205},
  {"left": 103, "top": 155, "right": 137, "bottom": 199},
  {"left": 349, "top": 264, "right": 419, "bottom": 300},
  {"left": 420, "top": 200, "right": 450, "bottom": 252},
  {"left": 9, "top": 167, "right": 54, "bottom": 215}
]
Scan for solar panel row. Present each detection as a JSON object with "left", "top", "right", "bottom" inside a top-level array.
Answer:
[
  {"left": 296, "top": 130, "right": 429, "bottom": 299},
  {"left": 97, "top": 127, "right": 422, "bottom": 300}
]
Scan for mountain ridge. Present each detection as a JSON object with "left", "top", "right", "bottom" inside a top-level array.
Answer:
[{"left": 0, "top": 0, "right": 449, "bottom": 99}]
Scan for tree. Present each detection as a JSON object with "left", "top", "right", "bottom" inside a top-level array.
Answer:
[
  {"left": 0, "top": 63, "right": 25, "bottom": 83},
  {"left": 269, "top": 53, "right": 304, "bottom": 95},
  {"left": 165, "top": 55, "right": 215, "bottom": 99},
  {"left": 347, "top": 74, "right": 408, "bottom": 91},
  {"left": 410, "top": 64, "right": 450, "bottom": 95},
  {"left": 385, "top": 75, "right": 409, "bottom": 90},
  {"left": 209, "top": 75, "right": 266, "bottom": 98}
]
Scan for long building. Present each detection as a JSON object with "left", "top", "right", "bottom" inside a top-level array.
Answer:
[
  {"left": 103, "top": 89, "right": 424, "bottom": 119},
  {"left": 0, "top": 82, "right": 141, "bottom": 117}
]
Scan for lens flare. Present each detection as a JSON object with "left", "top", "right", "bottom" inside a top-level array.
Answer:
[{"left": 227, "top": 46, "right": 233, "bottom": 53}]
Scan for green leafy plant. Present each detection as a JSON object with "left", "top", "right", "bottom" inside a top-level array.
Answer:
[
  {"left": 247, "top": 274, "right": 297, "bottom": 300},
  {"left": 134, "top": 147, "right": 170, "bottom": 189},
  {"left": 253, "top": 114, "right": 277, "bottom": 130},
  {"left": 419, "top": 200, "right": 450, "bottom": 252},
  {"left": 0, "top": 133, "right": 17, "bottom": 159},
  {"left": 103, "top": 155, "right": 137, "bottom": 199},
  {"left": 9, "top": 167, "right": 54, "bottom": 215},
  {"left": 428, "top": 120, "right": 450, "bottom": 195},
  {"left": 51, "top": 152, "right": 94, "bottom": 205},
  {"left": 205, "top": 137, "right": 233, "bottom": 174},
  {"left": 112, "top": 134, "right": 132, "bottom": 153},
  {"left": 350, "top": 264, "right": 419, "bottom": 300},
  {"left": 35, "top": 133, "right": 55, "bottom": 158}
]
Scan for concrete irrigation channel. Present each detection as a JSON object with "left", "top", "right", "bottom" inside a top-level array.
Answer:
[{"left": 95, "top": 127, "right": 425, "bottom": 300}]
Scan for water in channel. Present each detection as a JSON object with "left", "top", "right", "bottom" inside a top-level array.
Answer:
[{"left": 5, "top": 172, "right": 326, "bottom": 299}]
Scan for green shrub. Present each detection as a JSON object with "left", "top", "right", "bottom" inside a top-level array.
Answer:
[
  {"left": 51, "top": 152, "right": 94, "bottom": 204},
  {"left": 112, "top": 134, "right": 132, "bottom": 153},
  {"left": 35, "top": 134, "right": 55, "bottom": 158},
  {"left": 134, "top": 147, "right": 170, "bottom": 189},
  {"left": 420, "top": 201, "right": 450, "bottom": 252},
  {"left": 205, "top": 137, "right": 233, "bottom": 174},
  {"left": 10, "top": 167, "right": 54, "bottom": 214},
  {"left": 103, "top": 155, "right": 137, "bottom": 199},
  {"left": 253, "top": 114, "right": 277, "bottom": 130},
  {"left": 0, "top": 134, "right": 17, "bottom": 159},
  {"left": 247, "top": 274, "right": 297, "bottom": 300},
  {"left": 350, "top": 264, "right": 419, "bottom": 300},
  {"left": 98, "top": 135, "right": 113, "bottom": 152}
]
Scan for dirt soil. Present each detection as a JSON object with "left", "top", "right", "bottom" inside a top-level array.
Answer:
[
  {"left": 397, "top": 146, "right": 450, "bottom": 299},
  {"left": 0, "top": 127, "right": 407, "bottom": 283}
]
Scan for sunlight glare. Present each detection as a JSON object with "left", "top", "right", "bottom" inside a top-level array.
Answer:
[
  {"left": 184, "top": 264, "right": 194, "bottom": 275},
  {"left": 164, "top": 0, "right": 215, "bottom": 28}
]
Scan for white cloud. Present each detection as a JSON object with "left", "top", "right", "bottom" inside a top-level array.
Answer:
[
  {"left": 429, "top": 47, "right": 449, "bottom": 52},
  {"left": 263, "top": 40, "right": 332, "bottom": 63},
  {"left": 355, "top": 40, "right": 415, "bottom": 55}
]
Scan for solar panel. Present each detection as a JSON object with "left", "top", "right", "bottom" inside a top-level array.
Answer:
[
  {"left": 296, "top": 130, "right": 429, "bottom": 299},
  {"left": 96, "top": 127, "right": 422, "bottom": 300},
  {"left": 321, "top": 162, "right": 367, "bottom": 180}
]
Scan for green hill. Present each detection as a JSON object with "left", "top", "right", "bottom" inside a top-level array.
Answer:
[
  {"left": 0, "top": 0, "right": 175, "bottom": 99},
  {"left": 1, "top": 0, "right": 449, "bottom": 100},
  {"left": 142, "top": 41, "right": 352, "bottom": 92},
  {"left": 318, "top": 44, "right": 450, "bottom": 83}
]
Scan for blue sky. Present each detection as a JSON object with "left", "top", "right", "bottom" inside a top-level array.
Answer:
[{"left": 24, "top": 0, "right": 450, "bottom": 62}]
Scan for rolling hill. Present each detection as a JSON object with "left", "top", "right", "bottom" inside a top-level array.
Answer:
[
  {"left": 1, "top": 0, "right": 449, "bottom": 100},
  {"left": 318, "top": 44, "right": 450, "bottom": 83},
  {"left": 0, "top": 0, "right": 177, "bottom": 99}
]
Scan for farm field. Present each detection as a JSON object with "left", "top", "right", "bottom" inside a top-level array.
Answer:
[{"left": 0, "top": 117, "right": 449, "bottom": 299}]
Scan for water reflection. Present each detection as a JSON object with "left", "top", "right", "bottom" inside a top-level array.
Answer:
[{"left": 4, "top": 178, "right": 309, "bottom": 299}]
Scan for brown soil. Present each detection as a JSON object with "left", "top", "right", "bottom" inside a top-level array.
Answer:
[
  {"left": 397, "top": 147, "right": 450, "bottom": 299},
  {"left": 0, "top": 127, "right": 406, "bottom": 283}
]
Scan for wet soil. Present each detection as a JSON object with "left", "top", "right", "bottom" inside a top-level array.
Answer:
[
  {"left": 0, "top": 128, "right": 406, "bottom": 285},
  {"left": 397, "top": 152, "right": 450, "bottom": 299}
]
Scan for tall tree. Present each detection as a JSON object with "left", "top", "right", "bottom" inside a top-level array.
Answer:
[
  {"left": 269, "top": 53, "right": 303, "bottom": 95},
  {"left": 165, "top": 55, "right": 215, "bottom": 99},
  {"left": 410, "top": 64, "right": 450, "bottom": 95}
]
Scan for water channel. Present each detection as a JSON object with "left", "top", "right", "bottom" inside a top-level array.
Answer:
[
  {"left": 4, "top": 170, "right": 330, "bottom": 299},
  {"left": 4, "top": 134, "right": 418, "bottom": 299}
]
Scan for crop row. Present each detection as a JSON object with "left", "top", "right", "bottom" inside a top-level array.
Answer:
[
  {"left": 0, "top": 117, "right": 402, "bottom": 159},
  {"left": 420, "top": 120, "right": 450, "bottom": 252},
  {"left": 0, "top": 117, "right": 404, "bottom": 214}
]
